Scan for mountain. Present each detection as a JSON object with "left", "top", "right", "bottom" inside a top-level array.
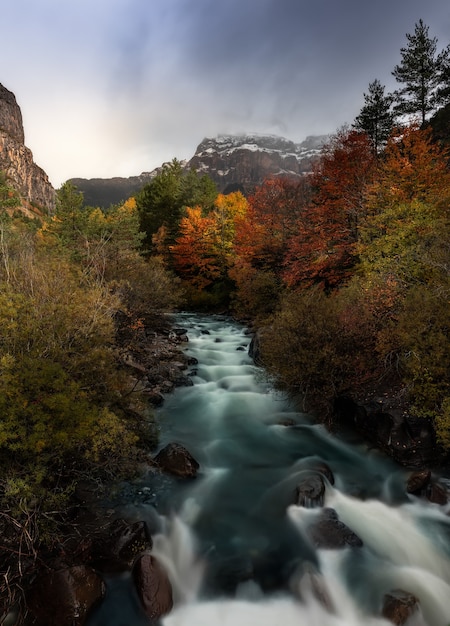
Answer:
[
  {"left": 0, "top": 83, "right": 55, "bottom": 215},
  {"left": 70, "top": 133, "right": 327, "bottom": 208},
  {"left": 189, "top": 133, "right": 327, "bottom": 194}
]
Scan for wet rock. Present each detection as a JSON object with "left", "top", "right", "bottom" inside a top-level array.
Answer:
[
  {"left": 154, "top": 443, "right": 200, "bottom": 478},
  {"left": 382, "top": 589, "right": 419, "bottom": 625},
  {"left": 307, "top": 508, "right": 363, "bottom": 549},
  {"left": 133, "top": 553, "right": 173, "bottom": 620},
  {"left": 27, "top": 566, "right": 104, "bottom": 626},
  {"left": 426, "top": 481, "right": 448, "bottom": 505},
  {"left": 334, "top": 395, "right": 442, "bottom": 469},
  {"left": 277, "top": 418, "right": 296, "bottom": 427},
  {"left": 146, "top": 390, "right": 165, "bottom": 406},
  {"left": 406, "top": 469, "right": 431, "bottom": 494},
  {"left": 172, "top": 373, "right": 194, "bottom": 387},
  {"left": 295, "top": 473, "right": 326, "bottom": 508},
  {"left": 90, "top": 518, "right": 151, "bottom": 573},
  {"left": 310, "top": 461, "right": 335, "bottom": 486}
]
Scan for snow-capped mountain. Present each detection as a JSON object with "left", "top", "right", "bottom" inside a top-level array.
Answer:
[{"left": 188, "top": 133, "right": 327, "bottom": 193}]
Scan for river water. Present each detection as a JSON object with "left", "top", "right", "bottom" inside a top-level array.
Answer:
[{"left": 88, "top": 313, "right": 450, "bottom": 626}]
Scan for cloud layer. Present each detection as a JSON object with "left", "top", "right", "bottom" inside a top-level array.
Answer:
[{"left": 2, "top": 0, "right": 450, "bottom": 187}]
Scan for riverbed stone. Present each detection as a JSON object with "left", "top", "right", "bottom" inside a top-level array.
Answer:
[
  {"left": 406, "top": 469, "right": 431, "bottom": 494},
  {"left": 295, "top": 473, "right": 326, "bottom": 508},
  {"left": 154, "top": 443, "right": 200, "bottom": 478},
  {"left": 382, "top": 589, "right": 419, "bottom": 625},
  {"left": 426, "top": 481, "right": 448, "bottom": 505},
  {"left": 307, "top": 508, "right": 363, "bottom": 549},
  {"left": 26, "top": 565, "right": 104, "bottom": 626},
  {"left": 133, "top": 553, "right": 173, "bottom": 620},
  {"left": 89, "top": 518, "right": 151, "bottom": 573}
]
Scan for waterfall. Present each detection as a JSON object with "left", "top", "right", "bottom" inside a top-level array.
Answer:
[{"left": 87, "top": 313, "right": 450, "bottom": 626}]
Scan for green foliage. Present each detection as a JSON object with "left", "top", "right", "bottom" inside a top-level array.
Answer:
[
  {"left": 377, "top": 285, "right": 450, "bottom": 425},
  {"left": 392, "top": 19, "right": 449, "bottom": 124},
  {"left": 136, "top": 159, "right": 217, "bottom": 254},
  {"left": 353, "top": 79, "right": 395, "bottom": 153}
]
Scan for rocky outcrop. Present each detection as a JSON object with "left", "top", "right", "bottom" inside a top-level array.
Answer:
[
  {"left": 188, "top": 133, "right": 326, "bottom": 194},
  {"left": 89, "top": 518, "right": 152, "bottom": 573},
  {"left": 333, "top": 395, "right": 445, "bottom": 469},
  {"left": 0, "top": 83, "right": 55, "bottom": 214}
]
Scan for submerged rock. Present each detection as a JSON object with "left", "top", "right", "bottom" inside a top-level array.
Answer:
[
  {"left": 154, "top": 443, "right": 200, "bottom": 478},
  {"left": 306, "top": 508, "right": 363, "bottom": 549},
  {"left": 133, "top": 553, "right": 173, "bottom": 620}
]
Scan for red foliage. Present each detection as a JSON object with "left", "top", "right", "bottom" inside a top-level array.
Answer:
[{"left": 283, "top": 130, "right": 376, "bottom": 289}]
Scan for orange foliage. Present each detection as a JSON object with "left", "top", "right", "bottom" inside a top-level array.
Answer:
[
  {"left": 283, "top": 130, "right": 376, "bottom": 289},
  {"left": 233, "top": 177, "right": 310, "bottom": 272},
  {"left": 170, "top": 206, "right": 220, "bottom": 289}
]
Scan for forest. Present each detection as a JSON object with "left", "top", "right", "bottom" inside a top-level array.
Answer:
[{"left": 0, "top": 18, "right": 449, "bottom": 622}]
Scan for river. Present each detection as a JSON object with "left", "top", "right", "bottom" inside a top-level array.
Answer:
[{"left": 87, "top": 313, "right": 450, "bottom": 626}]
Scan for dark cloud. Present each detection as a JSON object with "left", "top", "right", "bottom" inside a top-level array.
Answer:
[{"left": 2, "top": 0, "right": 450, "bottom": 185}]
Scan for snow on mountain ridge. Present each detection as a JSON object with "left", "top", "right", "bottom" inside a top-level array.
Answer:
[{"left": 195, "top": 133, "right": 327, "bottom": 162}]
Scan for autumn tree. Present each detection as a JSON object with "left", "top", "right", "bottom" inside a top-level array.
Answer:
[
  {"left": 229, "top": 177, "right": 310, "bottom": 318},
  {"left": 170, "top": 206, "right": 220, "bottom": 290},
  {"left": 353, "top": 79, "right": 395, "bottom": 154},
  {"left": 234, "top": 177, "right": 310, "bottom": 272},
  {"left": 136, "top": 159, "right": 217, "bottom": 255},
  {"left": 392, "top": 19, "right": 449, "bottom": 124},
  {"left": 283, "top": 129, "right": 376, "bottom": 289}
]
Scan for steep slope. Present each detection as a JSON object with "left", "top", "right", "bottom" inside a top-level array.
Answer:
[{"left": 0, "top": 83, "right": 55, "bottom": 214}]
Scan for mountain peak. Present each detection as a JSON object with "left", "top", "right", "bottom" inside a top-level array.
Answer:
[{"left": 188, "top": 132, "right": 327, "bottom": 194}]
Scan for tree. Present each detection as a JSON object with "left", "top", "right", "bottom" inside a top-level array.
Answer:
[
  {"left": 283, "top": 129, "right": 376, "bottom": 289},
  {"left": 392, "top": 19, "right": 449, "bottom": 125},
  {"left": 353, "top": 79, "right": 395, "bottom": 154},
  {"left": 170, "top": 206, "right": 220, "bottom": 289},
  {"left": 136, "top": 159, "right": 217, "bottom": 255},
  {"left": 233, "top": 177, "right": 310, "bottom": 273}
]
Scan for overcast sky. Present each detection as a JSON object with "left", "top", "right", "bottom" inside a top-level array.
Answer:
[{"left": 2, "top": 0, "right": 450, "bottom": 187}]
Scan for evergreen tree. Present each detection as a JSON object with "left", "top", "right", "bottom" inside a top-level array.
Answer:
[
  {"left": 136, "top": 159, "right": 217, "bottom": 255},
  {"left": 353, "top": 79, "right": 395, "bottom": 154},
  {"left": 392, "top": 19, "right": 449, "bottom": 125},
  {"left": 436, "top": 44, "right": 450, "bottom": 106}
]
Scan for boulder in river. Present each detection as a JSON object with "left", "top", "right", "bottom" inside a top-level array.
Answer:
[
  {"left": 306, "top": 508, "right": 363, "bottom": 549},
  {"left": 133, "top": 553, "right": 173, "bottom": 620},
  {"left": 295, "top": 473, "right": 326, "bottom": 508},
  {"left": 382, "top": 589, "right": 420, "bottom": 625},
  {"left": 26, "top": 565, "right": 104, "bottom": 626},
  {"left": 154, "top": 443, "right": 200, "bottom": 478}
]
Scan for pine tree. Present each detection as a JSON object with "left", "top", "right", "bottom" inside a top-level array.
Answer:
[
  {"left": 392, "top": 19, "right": 448, "bottom": 125},
  {"left": 353, "top": 79, "right": 395, "bottom": 154}
]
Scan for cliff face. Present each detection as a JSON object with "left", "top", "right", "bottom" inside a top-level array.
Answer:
[
  {"left": 0, "top": 83, "right": 55, "bottom": 214},
  {"left": 188, "top": 133, "right": 327, "bottom": 194}
]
